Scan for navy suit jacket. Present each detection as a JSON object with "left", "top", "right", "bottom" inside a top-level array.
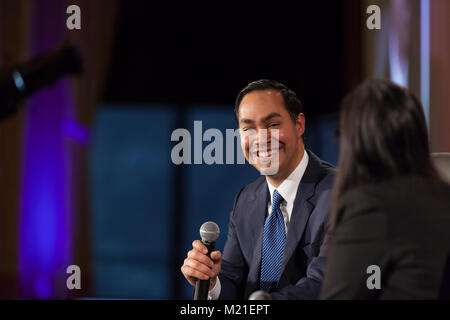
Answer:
[{"left": 219, "top": 150, "right": 335, "bottom": 300}]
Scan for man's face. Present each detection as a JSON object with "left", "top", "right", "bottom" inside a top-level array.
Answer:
[{"left": 238, "top": 90, "right": 305, "bottom": 179}]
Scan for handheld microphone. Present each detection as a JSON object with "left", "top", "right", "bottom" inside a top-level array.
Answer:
[
  {"left": 248, "top": 290, "right": 272, "bottom": 300},
  {"left": 193, "top": 221, "right": 220, "bottom": 300}
]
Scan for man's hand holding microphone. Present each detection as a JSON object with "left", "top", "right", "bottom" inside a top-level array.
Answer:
[{"left": 181, "top": 222, "right": 222, "bottom": 299}]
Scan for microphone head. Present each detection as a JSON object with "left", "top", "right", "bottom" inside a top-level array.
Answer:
[
  {"left": 248, "top": 290, "right": 272, "bottom": 300},
  {"left": 200, "top": 221, "right": 220, "bottom": 243}
]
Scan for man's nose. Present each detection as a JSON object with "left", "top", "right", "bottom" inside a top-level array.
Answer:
[{"left": 255, "top": 129, "right": 271, "bottom": 145}]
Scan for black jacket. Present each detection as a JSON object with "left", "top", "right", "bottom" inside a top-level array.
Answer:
[{"left": 320, "top": 177, "right": 450, "bottom": 299}]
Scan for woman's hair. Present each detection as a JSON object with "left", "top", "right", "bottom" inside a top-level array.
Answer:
[{"left": 330, "top": 79, "right": 440, "bottom": 230}]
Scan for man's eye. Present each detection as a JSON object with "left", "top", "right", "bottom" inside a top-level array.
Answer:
[
  {"left": 269, "top": 123, "right": 279, "bottom": 127},
  {"left": 241, "top": 128, "right": 256, "bottom": 135}
]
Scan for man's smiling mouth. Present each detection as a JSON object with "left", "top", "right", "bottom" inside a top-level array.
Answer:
[{"left": 250, "top": 145, "right": 282, "bottom": 164}]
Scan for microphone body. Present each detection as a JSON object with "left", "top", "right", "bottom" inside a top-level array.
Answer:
[
  {"left": 0, "top": 45, "right": 82, "bottom": 119},
  {"left": 193, "top": 221, "right": 220, "bottom": 300},
  {"left": 193, "top": 240, "right": 215, "bottom": 300}
]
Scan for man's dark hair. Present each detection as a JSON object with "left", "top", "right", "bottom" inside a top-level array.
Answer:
[{"left": 234, "top": 79, "right": 304, "bottom": 123}]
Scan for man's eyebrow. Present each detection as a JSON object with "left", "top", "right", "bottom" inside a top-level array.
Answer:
[
  {"left": 261, "top": 112, "right": 282, "bottom": 123},
  {"left": 239, "top": 112, "right": 282, "bottom": 125},
  {"left": 239, "top": 118, "right": 254, "bottom": 124}
]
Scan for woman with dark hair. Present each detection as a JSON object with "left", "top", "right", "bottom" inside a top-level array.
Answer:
[{"left": 320, "top": 79, "right": 450, "bottom": 299}]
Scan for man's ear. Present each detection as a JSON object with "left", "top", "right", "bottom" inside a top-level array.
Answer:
[{"left": 296, "top": 113, "right": 306, "bottom": 137}]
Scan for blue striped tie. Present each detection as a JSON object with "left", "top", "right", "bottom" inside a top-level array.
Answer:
[{"left": 260, "top": 189, "right": 286, "bottom": 292}]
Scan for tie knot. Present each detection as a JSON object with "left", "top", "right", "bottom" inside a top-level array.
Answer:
[{"left": 272, "top": 190, "right": 284, "bottom": 209}]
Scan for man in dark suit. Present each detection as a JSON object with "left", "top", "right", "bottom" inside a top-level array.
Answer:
[{"left": 181, "top": 79, "right": 335, "bottom": 299}]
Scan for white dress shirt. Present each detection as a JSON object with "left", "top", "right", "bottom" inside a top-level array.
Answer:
[
  {"left": 266, "top": 149, "right": 309, "bottom": 234},
  {"left": 208, "top": 150, "right": 309, "bottom": 299}
]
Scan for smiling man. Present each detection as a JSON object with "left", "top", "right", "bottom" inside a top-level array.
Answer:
[{"left": 181, "top": 79, "right": 335, "bottom": 299}]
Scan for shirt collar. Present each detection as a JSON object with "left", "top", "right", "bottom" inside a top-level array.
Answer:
[{"left": 267, "top": 149, "right": 309, "bottom": 206}]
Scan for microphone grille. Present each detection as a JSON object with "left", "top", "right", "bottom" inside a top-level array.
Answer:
[
  {"left": 248, "top": 290, "right": 272, "bottom": 300},
  {"left": 200, "top": 221, "right": 220, "bottom": 243}
]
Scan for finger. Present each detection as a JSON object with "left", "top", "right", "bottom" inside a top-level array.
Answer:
[
  {"left": 185, "top": 258, "right": 215, "bottom": 277},
  {"left": 211, "top": 261, "right": 221, "bottom": 277},
  {"left": 182, "top": 265, "right": 210, "bottom": 281},
  {"left": 186, "top": 277, "right": 196, "bottom": 287},
  {"left": 210, "top": 251, "right": 222, "bottom": 262},
  {"left": 181, "top": 265, "right": 200, "bottom": 286},
  {"left": 192, "top": 240, "right": 208, "bottom": 254},
  {"left": 188, "top": 249, "right": 214, "bottom": 267}
]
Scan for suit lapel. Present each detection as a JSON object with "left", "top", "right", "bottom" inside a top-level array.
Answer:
[
  {"left": 244, "top": 151, "right": 324, "bottom": 288},
  {"left": 246, "top": 180, "right": 269, "bottom": 285},
  {"left": 278, "top": 150, "right": 322, "bottom": 278}
]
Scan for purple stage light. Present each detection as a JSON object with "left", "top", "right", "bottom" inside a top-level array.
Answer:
[{"left": 19, "top": 1, "right": 76, "bottom": 299}]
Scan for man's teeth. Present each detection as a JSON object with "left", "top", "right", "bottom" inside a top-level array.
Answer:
[{"left": 258, "top": 149, "right": 278, "bottom": 157}]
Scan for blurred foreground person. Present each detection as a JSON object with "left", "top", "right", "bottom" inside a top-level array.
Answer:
[{"left": 320, "top": 79, "right": 450, "bottom": 299}]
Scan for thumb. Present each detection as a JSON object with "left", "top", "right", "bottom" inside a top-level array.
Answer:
[{"left": 210, "top": 251, "right": 222, "bottom": 262}]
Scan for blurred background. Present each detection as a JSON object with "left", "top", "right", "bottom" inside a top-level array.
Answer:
[{"left": 0, "top": 0, "right": 448, "bottom": 299}]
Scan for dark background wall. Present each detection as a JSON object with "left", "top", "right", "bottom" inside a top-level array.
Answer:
[{"left": 104, "top": 1, "right": 347, "bottom": 113}]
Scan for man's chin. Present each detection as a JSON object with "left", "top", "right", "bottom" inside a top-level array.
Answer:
[
  {"left": 248, "top": 149, "right": 283, "bottom": 176},
  {"left": 257, "top": 163, "right": 280, "bottom": 176}
]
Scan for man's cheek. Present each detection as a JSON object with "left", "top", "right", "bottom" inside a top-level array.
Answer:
[
  {"left": 280, "top": 130, "right": 288, "bottom": 140},
  {"left": 271, "top": 129, "right": 285, "bottom": 143},
  {"left": 240, "top": 137, "right": 250, "bottom": 156}
]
